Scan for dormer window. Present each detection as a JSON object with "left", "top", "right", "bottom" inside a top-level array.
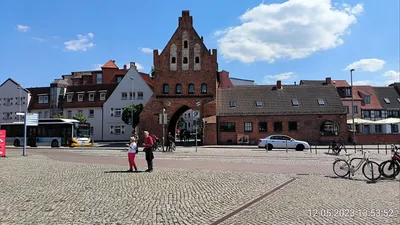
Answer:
[
  {"left": 67, "top": 94, "right": 72, "bottom": 103},
  {"left": 78, "top": 94, "right": 84, "bottom": 102},
  {"left": 291, "top": 99, "right": 299, "bottom": 106},
  {"left": 230, "top": 101, "right": 236, "bottom": 107},
  {"left": 345, "top": 88, "right": 351, "bottom": 97},
  {"left": 256, "top": 100, "right": 263, "bottom": 107},
  {"left": 100, "top": 92, "right": 106, "bottom": 101},
  {"left": 364, "top": 95, "right": 371, "bottom": 104},
  {"left": 384, "top": 98, "right": 390, "bottom": 104},
  {"left": 89, "top": 93, "right": 95, "bottom": 102}
]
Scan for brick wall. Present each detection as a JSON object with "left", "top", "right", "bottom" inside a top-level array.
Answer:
[
  {"left": 217, "top": 114, "right": 347, "bottom": 145},
  {"left": 354, "top": 133, "right": 400, "bottom": 144},
  {"left": 203, "top": 123, "right": 217, "bottom": 145}
]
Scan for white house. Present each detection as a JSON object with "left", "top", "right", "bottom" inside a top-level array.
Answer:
[
  {"left": 0, "top": 78, "right": 31, "bottom": 124},
  {"left": 102, "top": 64, "right": 154, "bottom": 141}
]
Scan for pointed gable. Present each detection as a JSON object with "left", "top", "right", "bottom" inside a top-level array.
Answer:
[{"left": 102, "top": 60, "right": 119, "bottom": 69}]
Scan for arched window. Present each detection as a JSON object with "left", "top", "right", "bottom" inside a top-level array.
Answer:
[
  {"left": 320, "top": 120, "right": 339, "bottom": 136},
  {"left": 201, "top": 83, "right": 207, "bottom": 94},
  {"left": 183, "top": 57, "right": 188, "bottom": 64},
  {"left": 176, "top": 84, "right": 182, "bottom": 94},
  {"left": 171, "top": 57, "right": 176, "bottom": 64},
  {"left": 188, "top": 83, "right": 195, "bottom": 94},
  {"left": 184, "top": 40, "right": 188, "bottom": 48},
  {"left": 195, "top": 57, "right": 200, "bottom": 64},
  {"left": 163, "top": 84, "right": 169, "bottom": 94}
]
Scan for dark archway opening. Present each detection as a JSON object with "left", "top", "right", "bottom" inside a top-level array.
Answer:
[{"left": 168, "top": 105, "right": 203, "bottom": 146}]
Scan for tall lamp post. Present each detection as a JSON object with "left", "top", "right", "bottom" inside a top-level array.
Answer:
[
  {"left": 350, "top": 68, "right": 356, "bottom": 144},
  {"left": 130, "top": 77, "right": 134, "bottom": 133}
]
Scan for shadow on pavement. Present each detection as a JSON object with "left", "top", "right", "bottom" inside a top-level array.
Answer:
[{"left": 104, "top": 170, "right": 145, "bottom": 174}]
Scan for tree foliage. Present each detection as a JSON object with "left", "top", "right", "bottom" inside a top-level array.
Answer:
[
  {"left": 122, "top": 104, "right": 144, "bottom": 128},
  {"left": 177, "top": 117, "right": 185, "bottom": 128},
  {"left": 73, "top": 112, "right": 87, "bottom": 122},
  {"left": 53, "top": 114, "right": 64, "bottom": 119}
]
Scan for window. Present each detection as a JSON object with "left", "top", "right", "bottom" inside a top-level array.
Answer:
[
  {"left": 116, "top": 76, "right": 123, "bottom": 83},
  {"left": 320, "top": 120, "right": 339, "bottom": 136},
  {"left": 115, "top": 126, "right": 122, "bottom": 135},
  {"left": 375, "top": 125, "right": 382, "bottom": 133},
  {"left": 38, "top": 112, "right": 42, "bottom": 118},
  {"left": 90, "top": 127, "right": 94, "bottom": 135},
  {"left": 39, "top": 95, "right": 49, "bottom": 104},
  {"left": 188, "top": 84, "right": 194, "bottom": 94},
  {"left": 230, "top": 101, "right": 236, "bottom": 107},
  {"left": 256, "top": 100, "right": 263, "bottom": 107},
  {"left": 220, "top": 122, "right": 236, "bottom": 132},
  {"left": 258, "top": 122, "right": 268, "bottom": 132},
  {"left": 163, "top": 84, "right": 169, "bottom": 94},
  {"left": 129, "top": 92, "right": 135, "bottom": 100},
  {"left": 115, "top": 108, "right": 122, "bottom": 117},
  {"left": 171, "top": 57, "right": 176, "bottom": 64},
  {"left": 195, "top": 57, "right": 200, "bottom": 63},
  {"left": 317, "top": 99, "right": 325, "bottom": 105},
  {"left": 364, "top": 95, "right": 371, "bottom": 104},
  {"left": 97, "top": 73, "right": 102, "bottom": 84},
  {"left": 89, "top": 109, "right": 94, "bottom": 118},
  {"left": 274, "top": 122, "right": 283, "bottom": 132},
  {"left": 78, "top": 94, "right": 83, "bottom": 102},
  {"left": 345, "top": 88, "right": 351, "bottom": 97},
  {"left": 352, "top": 106, "right": 358, "bottom": 114},
  {"left": 363, "top": 110, "right": 371, "bottom": 118},
  {"left": 384, "top": 98, "right": 390, "bottom": 104},
  {"left": 67, "top": 111, "right": 72, "bottom": 119},
  {"left": 184, "top": 40, "right": 188, "bottom": 48},
  {"left": 183, "top": 57, "right": 188, "bottom": 64},
  {"left": 67, "top": 94, "right": 72, "bottom": 102},
  {"left": 391, "top": 124, "right": 399, "bottom": 133},
  {"left": 16, "top": 97, "right": 21, "bottom": 105},
  {"left": 100, "top": 92, "right": 106, "bottom": 101},
  {"left": 78, "top": 110, "right": 83, "bottom": 114},
  {"left": 375, "top": 110, "right": 382, "bottom": 118},
  {"left": 176, "top": 84, "right": 182, "bottom": 94},
  {"left": 345, "top": 106, "right": 349, "bottom": 113},
  {"left": 288, "top": 121, "right": 298, "bottom": 131},
  {"left": 201, "top": 83, "right": 207, "bottom": 94},
  {"left": 121, "top": 92, "right": 128, "bottom": 100},
  {"left": 244, "top": 122, "right": 253, "bottom": 132},
  {"left": 291, "top": 99, "right": 299, "bottom": 106},
  {"left": 89, "top": 93, "right": 94, "bottom": 101},
  {"left": 137, "top": 92, "right": 143, "bottom": 100}
]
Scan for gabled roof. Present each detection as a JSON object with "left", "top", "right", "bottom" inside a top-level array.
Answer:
[
  {"left": 102, "top": 60, "right": 119, "bottom": 69},
  {"left": 373, "top": 86, "right": 400, "bottom": 109},
  {"left": 27, "top": 87, "right": 50, "bottom": 110},
  {"left": 353, "top": 86, "right": 383, "bottom": 109},
  {"left": 332, "top": 80, "right": 350, "bottom": 87},
  {"left": 0, "top": 78, "right": 30, "bottom": 92},
  {"left": 217, "top": 85, "right": 346, "bottom": 116},
  {"left": 139, "top": 72, "right": 154, "bottom": 90},
  {"left": 299, "top": 80, "right": 325, "bottom": 85}
]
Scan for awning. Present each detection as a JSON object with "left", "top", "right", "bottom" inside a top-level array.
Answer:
[
  {"left": 373, "top": 118, "right": 400, "bottom": 124},
  {"left": 346, "top": 118, "right": 377, "bottom": 124}
]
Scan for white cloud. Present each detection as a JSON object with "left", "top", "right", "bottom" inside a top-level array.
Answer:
[
  {"left": 135, "top": 63, "right": 144, "bottom": 71},
  {"left": 353, "top": 80, "right": 374, "bottom": 85},
  {"left": 262, "top": 72, "right": 296, "bottom": 84},
  {"left": 383, "top": 70, "right": 400, "bottom": 85},
  {"left": 345, "top": 58, "right": 386, "bottom": 72},
  {"left": 64, "top": 33, "right": 95, "bottom": 51},
  {"left": 32, "top": 37, "right": 46, "bottom": 42},
  {"left": 215, "top": 0, "right": 364, "bottom": 63},
  {"left": 139, "top": 47, "right": 154, "bottom": 53},
  {"left": 92, "top": 64, "right": 103, "bottom": 70},
  {"left": 17, "top": 24, "right": 30, "bottom": 32}
]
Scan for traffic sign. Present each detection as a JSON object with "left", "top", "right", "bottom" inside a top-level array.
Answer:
[{"left": 26, "top": 113, "right": 39, "bottom": 126}]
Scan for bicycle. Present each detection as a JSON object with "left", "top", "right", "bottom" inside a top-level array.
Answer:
[
  {"left": 330, "top": 140, "right": 347, "bottom": 155},
  {"left": 332, "top": 149, "right": 381, "bottom": 181},
  {"left": 152, "top": 139, "right": 162, "bottom": 151},
  {"left": 379, "top": 144, "right": 400, "bottom": 179}
]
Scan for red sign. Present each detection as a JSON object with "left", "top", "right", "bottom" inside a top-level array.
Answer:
[{"left": 0, "top": 130, "right": 6, "bottom": 157}]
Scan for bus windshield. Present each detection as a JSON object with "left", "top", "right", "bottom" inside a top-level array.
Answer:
[{"left": 75, "top": 123, "right": 90, "bottom": 138}]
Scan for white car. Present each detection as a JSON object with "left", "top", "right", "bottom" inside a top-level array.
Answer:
[{"left": 258, "top": 135, "right": 310, "bottom": 151}]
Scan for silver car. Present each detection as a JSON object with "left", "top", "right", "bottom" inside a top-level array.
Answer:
[{"left": 258, "top": 135, "right": 310, "bottom": 151}]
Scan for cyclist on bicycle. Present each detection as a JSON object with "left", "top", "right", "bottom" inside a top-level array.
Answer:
[
  {"left": 151, "top": 134, "right": 160, "bottom": 151},
  {"left": 166, "top": 132, "right": 175, "bottom": 152}
]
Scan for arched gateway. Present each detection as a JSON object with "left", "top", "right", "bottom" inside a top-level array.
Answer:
[{"left": 139, "top": 10, "right": 218, "bottom": 145}]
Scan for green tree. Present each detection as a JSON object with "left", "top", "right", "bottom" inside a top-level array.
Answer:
[
  {"left": 73, "top": 112, "right": 87, "bottom": 122},
  {"left": 122, "top": 104, "right": 144, "bottom": 129},
  {"left": 53, "top": 114, "right": 64, "bottom": 118},
  {"left": 177, "top": 117, "right": 185, "bottom": 129}
]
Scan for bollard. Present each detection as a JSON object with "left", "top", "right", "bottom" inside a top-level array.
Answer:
[
  {"left": 378, "top": 144, "right": 380, "bottom": 154},
  {"left": 286, "top": 140, "right": 288, "bottom": 153},
  {"left": 385, "top": 144, "right": 387, "bottom": 155},
  {"left": 315, "top": 145, "right": 317, "bottom": 154},
  {"left": 361, "top": 144, "right": 363, "bottom": 151},
  {"left": 354, "top": 143, "right": 356, "bottom": 153}
]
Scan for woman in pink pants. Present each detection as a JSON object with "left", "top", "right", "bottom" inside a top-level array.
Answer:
[{"left": 126, "top": 136, "right": 138, "bottom": 172}]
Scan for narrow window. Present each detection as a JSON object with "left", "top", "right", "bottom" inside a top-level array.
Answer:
[
  {"left": 201, "top": 83, "right": 207, "bottom": 94},
  {"left": 163, "top": 84, "right": 169, "bottom": 94},
  {"left": 176, "top": 84, "right": 182, "bottom": 94},
  {"left": 184, "top": 40, "right": 188, "bottom": 48},
  {"left": 195, "top": 57, "right": 200, "bottom": 63},
  {"left": 171, "top": 57, "right": 176, "bottom": 64},
  {"left": 244, "top": 122, "right": 253, "bottom": 132},
  {"left": 288, "top": 121, "right": 298, "bottom": 131},
  {"left": 188, "top": 84, "right": 194, "bottom": 94},
  {"left": 183, "top": 57, "right": 188, "bottom": 64},
  {"left": 274, "top": 122, "right": 283, "bottom": 132}
]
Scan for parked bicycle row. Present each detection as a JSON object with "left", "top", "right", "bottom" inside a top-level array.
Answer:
[{"left": 332, "top": 144, "right": 400, "bottom": 181}]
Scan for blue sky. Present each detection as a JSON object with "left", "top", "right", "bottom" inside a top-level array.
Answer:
[{"left": 0, "top": 0, "right": 399, "bottom": 88}]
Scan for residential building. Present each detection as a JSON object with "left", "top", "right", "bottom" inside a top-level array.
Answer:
[
  {"left": 217, "top": 81, "right": 348, "bottom": 145},
  {"left": 332, "top": 79, "right": 363, "bottom": 120},
  {"left": 27, "top": 87, "right": 51, "bottom": 119},
  {"left": 373, "top": 86, "right": 400, "bottom": 133},
  {"left": 0, "top": 78, "right": 30, "bottom": 124},
  {"left": 102, "top": 64, "right": 154, "bottom": 141}
]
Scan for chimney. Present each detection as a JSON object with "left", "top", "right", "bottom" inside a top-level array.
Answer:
[
  {"left": 325, "top": 77, "right": 332, "bottom": 84},
  {"left": 112, "top": 60, "right": 115, "bottom": 63},
  {"left": 277, "top": 80, "right": 282, "bottom": 89},
  {"left": 123, "top": 64, "right": 127, "bottom": 70},
  {"left": 130, "top": 62, "right": 137, "bottom": 71}
]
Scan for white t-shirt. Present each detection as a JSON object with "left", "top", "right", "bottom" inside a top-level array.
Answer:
[{"left": 128, "top": 142, "right": 137, "bottom": 153}]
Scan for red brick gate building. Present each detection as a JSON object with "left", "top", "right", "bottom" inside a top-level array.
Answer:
[{"left": 139, "top": 11, "right": 219, "bottom": 145}]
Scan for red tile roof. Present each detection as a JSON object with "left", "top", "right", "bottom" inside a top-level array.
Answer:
[
  {"left": 353, "top": 86, "right": 383, "bottom": 109},
  {"left": 63, "top": 83, "right": 118, "bottom": 108},
  {"left": 139, "top": 72, "right": 154, "bottom": 90},
  {"left": 27, "top": 87, "right": 51, "bottom": 110},
  {"left": 333, "top": 80, "right": 350, "bottom": 87},
  {"left": 102, "top": 60, "right": 119, "bottom": 69}
]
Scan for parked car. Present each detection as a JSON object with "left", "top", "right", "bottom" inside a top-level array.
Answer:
[{"left": 258, "top": 135, "right": 310, "bottom": 151}]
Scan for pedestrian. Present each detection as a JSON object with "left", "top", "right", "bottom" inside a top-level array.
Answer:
[
  {"left": 125, "top": 136, "right": 138, "bottom": 172},
  {"left": 143, "top": 131, "right": 154, "bottom": 172},
  {"left": 166, "top": 132, "right": 175, "bottom": 152}
]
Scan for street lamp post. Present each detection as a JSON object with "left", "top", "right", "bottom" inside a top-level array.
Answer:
[
  {"left": 130, "top": 77, "right": 134, "bottom": 133},
  {"left": 350, "top": 68, "right": 356, "bottom": 144}
]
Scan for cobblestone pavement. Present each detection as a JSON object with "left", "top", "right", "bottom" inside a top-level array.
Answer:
[{"left": 1, "top": 149, "right": 399, "bottom": 224}]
